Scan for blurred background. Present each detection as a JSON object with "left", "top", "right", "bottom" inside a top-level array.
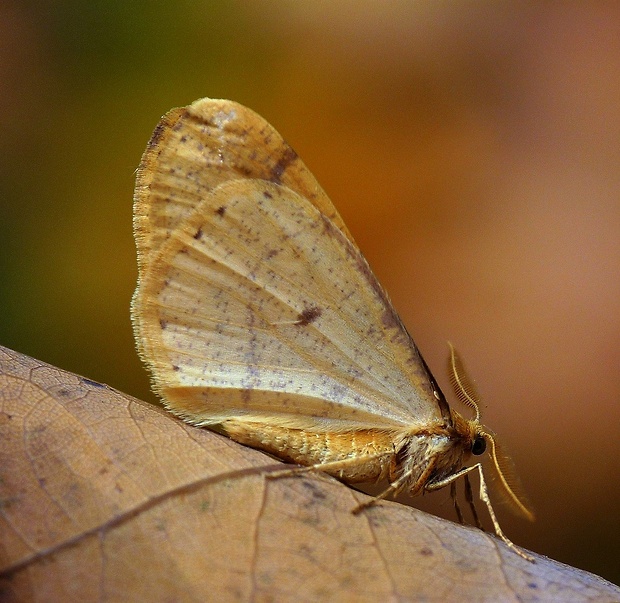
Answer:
[{"left": 1, "top": 1, "right": 618, "bottom": 584}]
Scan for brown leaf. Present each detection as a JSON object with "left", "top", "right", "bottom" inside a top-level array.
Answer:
[{"left": 1, "top": 346, "right": 618, "bottom": 602}]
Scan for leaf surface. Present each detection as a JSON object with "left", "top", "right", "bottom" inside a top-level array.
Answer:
[{"left": 1, "top": 346, "right": 618, "bottom": 602}]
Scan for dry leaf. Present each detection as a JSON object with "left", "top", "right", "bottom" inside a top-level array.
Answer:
[{"left": 1, "top": 346, "right": 619, "bottom": 602}]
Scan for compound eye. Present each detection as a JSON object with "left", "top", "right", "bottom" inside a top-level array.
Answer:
[{"left": 472, "top": 435, "right": 486, "bottom": 456}]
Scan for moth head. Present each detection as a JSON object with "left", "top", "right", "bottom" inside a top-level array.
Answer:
[{"left": 448, "top": 343, "right": 535, "bottom": 522}]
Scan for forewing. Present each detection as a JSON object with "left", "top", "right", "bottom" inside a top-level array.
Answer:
[
  {"left": 133, "top": 179, "right": 444, "bottom": 430},
  {"left": 134, "top": 97, "right": 354, "bottom": 269}
]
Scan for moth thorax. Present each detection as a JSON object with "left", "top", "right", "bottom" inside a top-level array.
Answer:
[{"left": 396, "top": 431, "right": 463, "bottom": 495}]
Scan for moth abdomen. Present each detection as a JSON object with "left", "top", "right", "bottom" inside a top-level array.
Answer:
[{"left": 221, "top": 421, "right": 398, "bottom": 483}]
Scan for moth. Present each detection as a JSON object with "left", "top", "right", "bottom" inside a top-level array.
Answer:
[{"left": 131, "top": 98, "right": 534, "bottom": 560}]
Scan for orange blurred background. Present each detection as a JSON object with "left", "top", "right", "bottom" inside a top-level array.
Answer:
[{"left": 1, "top": 1, "right": 618, "bottom": 584}]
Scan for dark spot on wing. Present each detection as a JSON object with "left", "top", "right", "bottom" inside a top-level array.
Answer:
[
  {"left": 270, "top": 146, "right": 298, "bottom": 184},
  {"left": 263, "top": 190, "right": 273, "bottom": 199},
  {"left": 193, "top": 227, "right": 204, "bottom": 240},
  {"left": 147, "top": 122, "right": 166, "bottom": 149},
  {"left": 172, "top": 365, "right": 180, "bottom": 372},
  {"left": 160, "top": 319, "right": 168, "bottom": 329},
  {"left": 172, "top": 110, "right": 191, "bottom": 130},
  {"left": 216, "top": 206, "right": 226, "bottom": 217},
  {"left": 381, "top": 308, "right": 401, "bottom": 330},
  {"left": 295, "top": 305, "right": 322, "bottom": 326}
]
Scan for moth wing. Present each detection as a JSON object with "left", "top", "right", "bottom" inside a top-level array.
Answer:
[
  {"left": 134, "top": 97, "right": 354, "bottom": 268},
  {"left": 133, "top": 178, "right": 446, "bottom": 431}
]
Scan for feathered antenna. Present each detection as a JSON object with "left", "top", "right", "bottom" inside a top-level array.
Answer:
[
  {"left": 447, "top": 342, "right": 481, "bottom": 421},
  {"left": 480, "top": 430, "right": 535, "bottom": 521},
  {"left": 448, "top": 342, "right": 534, "bottom": 521}
]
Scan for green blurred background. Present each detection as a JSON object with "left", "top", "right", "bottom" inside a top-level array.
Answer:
[{"left": 2, "top": 1, "right": 619, "bottom": 584}]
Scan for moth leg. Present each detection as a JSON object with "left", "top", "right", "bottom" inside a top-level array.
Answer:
[
  {"left": 353, "top": 456, "right": 438, "bottom": 514},
  {"left": 427, "top": 464, "right": 535, "bottom": 562},
  {"left": 451, "top": 481, "right": 464, "bottom": 525},
  {"left": 351, "top": 473, "right": 408, "bottom": 514},
  {"left": 464, "top": 473, "right": 483, "bottom": 529}
]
